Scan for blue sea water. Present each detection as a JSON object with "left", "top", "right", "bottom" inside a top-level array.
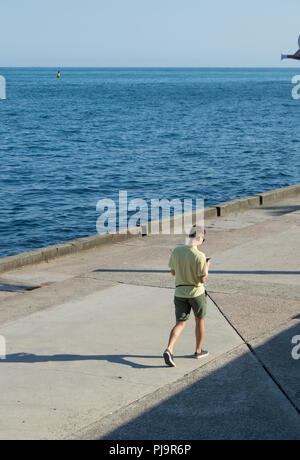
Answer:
[{"left": 0, "top": 67, "right": 300, "bottom": 258}]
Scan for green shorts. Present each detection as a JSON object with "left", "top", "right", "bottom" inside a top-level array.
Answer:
[{"left": 174, "top": 293, "right": 207, "bottom": 322}]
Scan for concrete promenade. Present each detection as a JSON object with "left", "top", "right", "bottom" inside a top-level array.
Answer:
[{"left": 0, "top": 189, "right": 299, "bottom": 440}]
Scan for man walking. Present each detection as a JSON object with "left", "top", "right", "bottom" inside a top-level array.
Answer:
[{"left": 164, "top": 225, "right": 210, "bottom": 368}]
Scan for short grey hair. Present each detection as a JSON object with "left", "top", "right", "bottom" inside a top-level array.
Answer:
[{"left": 189, "top": 225, "right": 206, "bottom": 240}]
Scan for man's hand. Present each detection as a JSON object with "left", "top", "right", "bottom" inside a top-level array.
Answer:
[{"left": 198, "top": 275, "right": 208, "bottom": 284}]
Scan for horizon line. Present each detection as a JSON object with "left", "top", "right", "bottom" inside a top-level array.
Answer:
[{"left": 1, "top": 65, "right": 300, "bottom": 69}]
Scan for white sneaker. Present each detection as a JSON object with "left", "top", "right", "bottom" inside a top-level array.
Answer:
[
  {"left": 163, "top": 350, "right": 176, "bottom": 367},
  {"left": 194, "top": 350, "right": 209, "bottom": 359}
]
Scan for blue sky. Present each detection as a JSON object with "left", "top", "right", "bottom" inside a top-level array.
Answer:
[{"left": 1, "top": 0, "right": 300, "bottom": 67}]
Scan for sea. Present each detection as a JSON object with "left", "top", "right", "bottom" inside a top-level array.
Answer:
[{"left": 0, "top": 67, "right": 300, "bottom": 258}]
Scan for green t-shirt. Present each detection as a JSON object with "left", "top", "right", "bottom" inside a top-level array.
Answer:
[{"left": 168, "top": 245, "right": 208, "bottom": 298}]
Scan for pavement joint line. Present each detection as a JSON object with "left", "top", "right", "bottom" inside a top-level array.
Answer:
[
  {"left": 73, "top": 275, "right": 175, "bottom": 290},
  {"left": 73, "top": 276, "right": 171, "bottom": 289},
  {"left": 73, "top": 275, "right": 115, "bottom": 282},
  {"left": 100, "top": 279, "right": 175, "bottom": 290},
  {"left": 206, "top": 290, "right": 300, "bottom": 417},
  {"left": 115, "top": 280, "right": 174, "bottom": 289}
]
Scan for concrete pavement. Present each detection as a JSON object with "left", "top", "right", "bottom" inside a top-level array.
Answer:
[{"left": 0, "top": 192, "right": 299, "bottom": 440}]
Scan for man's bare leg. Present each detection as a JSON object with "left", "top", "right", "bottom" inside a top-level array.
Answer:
[
  {"left": 195, "top": 317, "right": 205, "bottom": 354},
  {"left": 167, "top": 321, "right": 186, "bottom": 354}
]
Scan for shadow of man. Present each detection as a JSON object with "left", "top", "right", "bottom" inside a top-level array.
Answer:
[{"left": 0, "top": 353, "right": 167, "bottom": 369}]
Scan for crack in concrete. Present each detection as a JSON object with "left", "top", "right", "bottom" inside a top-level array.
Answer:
[{"left": 206, "top": 290, "right": 300, "bottom": 416}]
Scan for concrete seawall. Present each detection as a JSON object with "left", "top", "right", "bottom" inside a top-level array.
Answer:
[{"left": 0, "top": 183, "right": 299, "bottom": 274}]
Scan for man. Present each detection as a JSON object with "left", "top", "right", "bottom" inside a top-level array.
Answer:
[{"left": 164, "top": 225, "right": 211, "bottom": 368}]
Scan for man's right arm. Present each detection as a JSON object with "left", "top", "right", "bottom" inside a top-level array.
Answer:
[
  {"left": 198, "top": 259, "right": 210, "bottom": 284},
  {"left": 198, "top": 274, "right": 208, "bottom": 284}
]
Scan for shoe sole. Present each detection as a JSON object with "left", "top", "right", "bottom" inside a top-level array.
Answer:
[
  {"left": 194, "top": 353, "right": 209, "bottom": 360},
  {"left": 164, "top": 351, "right": 176, "bottom": 367}
]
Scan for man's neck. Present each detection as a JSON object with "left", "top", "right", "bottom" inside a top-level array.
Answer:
[{"left": 186, "top": 241, "right": 201, "bottom": 248}]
